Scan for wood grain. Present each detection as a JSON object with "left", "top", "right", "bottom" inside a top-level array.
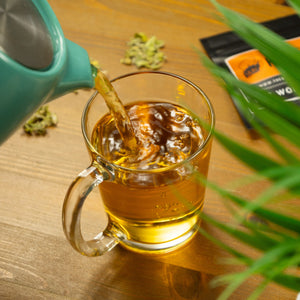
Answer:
[{"left": 0, "top": 0, "right": 298, "bottom": 299}]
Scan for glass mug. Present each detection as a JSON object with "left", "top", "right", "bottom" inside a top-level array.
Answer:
[{"left": 62, "top": 71, "right": 215, "bottom": 256}]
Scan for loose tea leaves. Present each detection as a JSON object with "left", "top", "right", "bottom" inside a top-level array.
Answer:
[
  {"left": 120, "top": 32, "right": 166, "bottom": 69},
  {"left": 23, "top": 105, "right": 58, "bottom": 136}
]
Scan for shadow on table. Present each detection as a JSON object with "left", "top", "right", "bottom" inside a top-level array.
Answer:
[{"left": 86, "top": 222, "right": 222, "bottom": 300}]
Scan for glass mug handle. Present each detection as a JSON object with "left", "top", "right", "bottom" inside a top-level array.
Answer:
[{"left": 62, "top": 164, "right": 125, "bottom": 256}]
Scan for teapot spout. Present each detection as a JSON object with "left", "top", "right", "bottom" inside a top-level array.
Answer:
[{"left": 50, "top": 39, "right": 95, "bottom": 100}]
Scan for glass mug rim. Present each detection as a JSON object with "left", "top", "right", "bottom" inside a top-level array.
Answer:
[{"left": 81, "top": 70, "right": 215, "bottom": 173}]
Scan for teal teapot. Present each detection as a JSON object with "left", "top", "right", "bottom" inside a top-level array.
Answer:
[{"left": 0, "top": 0, "right": 95, "bottom": 145}]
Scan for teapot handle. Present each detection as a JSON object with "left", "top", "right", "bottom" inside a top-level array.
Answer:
[{"left": 62, "top": 164, "right": 125, "bottom": 256}]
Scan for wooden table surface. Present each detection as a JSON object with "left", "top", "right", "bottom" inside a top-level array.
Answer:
[{"left": 0, "top": 0, "right": 298, "bottom": 299}]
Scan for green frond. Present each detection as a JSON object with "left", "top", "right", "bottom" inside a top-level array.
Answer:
[
  {"left": 288, "top": 0, "right": 300, "bottom": 14},
  {"left": 199, "top": 173, "right": 300, "bottom": 234},
  {"left": 196, "top": 1, "right": 300, "bottom": 298}
]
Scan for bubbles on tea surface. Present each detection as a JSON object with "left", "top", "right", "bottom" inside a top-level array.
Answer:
[{"left": 94, "top": 102, "right": 204, "bottom": 170}]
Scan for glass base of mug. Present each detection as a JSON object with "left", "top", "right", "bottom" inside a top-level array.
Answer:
[{"left": 119, "top": 224, "right": 199, "bottom": 254}]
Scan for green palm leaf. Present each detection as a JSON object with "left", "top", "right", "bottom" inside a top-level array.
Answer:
[
  {"left": 288, "top": 0, "right": 300, "bottom": 15},
  {"left": 197, "top": 174, "right": 300, "bottom": 234},
  {"left": 216, "top": 242, "right": 300, "bottom": 299},
  {"left": 196, "top": 2, "right": 300, "bottom": 298}
]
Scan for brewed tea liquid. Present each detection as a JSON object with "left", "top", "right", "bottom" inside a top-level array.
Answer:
[
  {"left": 91, "top": 99, "right": 211, "bottom": 250},
  {"left": 92, "top": 101, "right": 204, "bottom": 169}
]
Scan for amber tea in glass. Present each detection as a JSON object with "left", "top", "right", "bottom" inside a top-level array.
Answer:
[{"left": 63, "top": 71, "right": 214, "bottom": 256}]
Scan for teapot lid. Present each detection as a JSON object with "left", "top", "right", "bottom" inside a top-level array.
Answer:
[{"left": 0, "top": 0, "right": 53, "bottom": 70}]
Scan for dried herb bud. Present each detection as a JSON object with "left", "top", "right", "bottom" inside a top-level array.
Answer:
[
  {"left": 23, "top": 105, "right": 58, "bottom": 136},
  {"left": 121, "top": 32, "right": 166, "bottom": 70}
]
